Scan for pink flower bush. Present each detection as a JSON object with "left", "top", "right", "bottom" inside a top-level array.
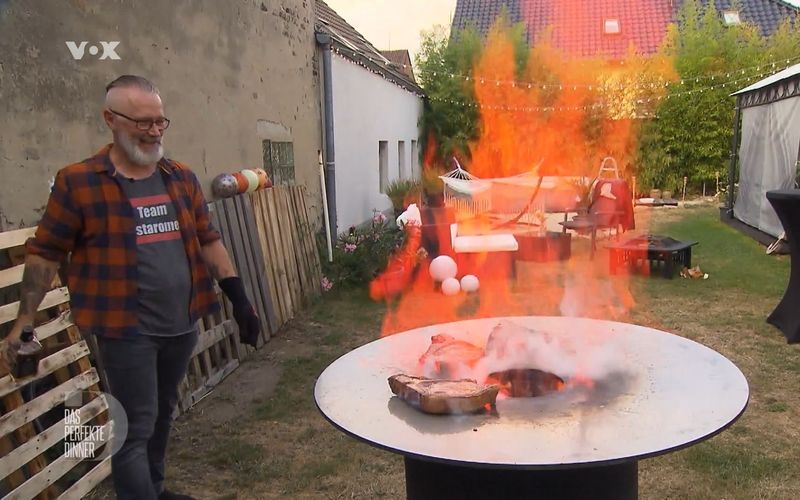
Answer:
[
  {"left": 321, "top": 276, "right": 334, "bottom": 292},
  {"left": 344, "top": 243, "right": 357, "bottom": 253}
]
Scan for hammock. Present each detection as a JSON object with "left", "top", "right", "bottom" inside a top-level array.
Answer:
[
  {"left": 440, "top": 162, "right": 492, "bottom": 217},
  {"left": 439, "top": 160, "right": 546, "bottom": 226}
]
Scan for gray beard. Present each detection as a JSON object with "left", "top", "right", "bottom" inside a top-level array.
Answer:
[{"left": 117, "top": 132, "right": 163, "bottom": 166}]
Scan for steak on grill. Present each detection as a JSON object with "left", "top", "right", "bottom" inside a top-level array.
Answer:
[{"left": 388, "top": 374, "right": 500, "bottom": 415}]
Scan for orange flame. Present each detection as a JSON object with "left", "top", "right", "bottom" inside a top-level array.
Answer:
[{"left": 370, "top": 21, "right": 676, "bottom": 386}]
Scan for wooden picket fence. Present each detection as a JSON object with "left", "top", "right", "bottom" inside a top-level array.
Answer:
[
  {"left": 250, "top": 186, "right": 322, "bottom": 327},
  {"left": 0, "top": 185, "right": 322, "bottom": 498}
]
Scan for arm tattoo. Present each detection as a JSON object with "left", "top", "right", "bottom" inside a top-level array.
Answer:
[{"left": 18, "top": 263, "right": 57, "bottom": 317}]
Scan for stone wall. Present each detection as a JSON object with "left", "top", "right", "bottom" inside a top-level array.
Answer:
[{"left": 0, "top": 0, "right": 323, "bottom": 230}]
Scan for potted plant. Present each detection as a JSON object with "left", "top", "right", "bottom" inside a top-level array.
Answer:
[
  {"left": 568, "top": 177, "right": 596, "bottom": 216},
  {"left": 421, "top": 165, "right": 446, "bottom": 208},
  {"left": 385, "top": 178, "right": 421, "bottom": 217}
]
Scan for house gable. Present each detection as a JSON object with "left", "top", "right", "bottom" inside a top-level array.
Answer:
[
  {"left": 315, "top": 1, "right": 423, "bottom": 94},
  {"left": 381, "top": 49, "right": 418, "bottom": 83}
]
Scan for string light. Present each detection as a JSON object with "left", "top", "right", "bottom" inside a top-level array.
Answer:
[
  {"left": 331, "top": 45, "right": 424, "bottom": 98},
  {"left": 328, "top": 42, "right": 797, "bottom": 116},
  {"left": 418, "top": 56, "right": 800, "bottom": 90},
  {"left": 333, "top": 42, "right": 799, "bottom": 92},
  {"left": 427, "top": 65, "right": 790, "bottom": 114}
]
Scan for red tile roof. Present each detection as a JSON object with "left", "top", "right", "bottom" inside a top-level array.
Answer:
[
  {"left": 523, "top": 0, "right": 674, "bottom": 59},
  {"left": 381, "top": 50, "right": 417, "bottom": 83},
  {"left": 452, "top": 0, "right": 799, "bottom": 59}
]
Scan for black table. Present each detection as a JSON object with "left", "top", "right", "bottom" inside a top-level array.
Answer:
[
  {"left": 607, "top": 235, "right": 697, "bottom": 278},
  {"left": 766, "top": 190, "right": 800, "bottom": 343},
  {"left": 560, "top": 211, "right": 623, "bottom": 259}
]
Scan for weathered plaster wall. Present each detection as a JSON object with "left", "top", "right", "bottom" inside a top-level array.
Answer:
[{"left": 0, "top": 0, "right": 322, "bottom": 230}]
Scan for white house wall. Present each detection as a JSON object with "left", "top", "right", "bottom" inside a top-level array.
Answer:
[{"left": 331, "top": 55, "right": 423, "bottom": 232}]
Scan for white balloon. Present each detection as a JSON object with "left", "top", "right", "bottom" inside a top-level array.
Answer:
[
  {"left": 441, "top": 277, "right": 461, "bottom": 296},
  {"left": 460, "top": 274, "right": 480, "bottom": 293},
  {"left": 428, "top": 255, "right": 458, "bottom": 282}
]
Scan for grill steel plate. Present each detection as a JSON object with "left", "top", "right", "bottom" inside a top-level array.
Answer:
[{"left": 315, "top": 316, "right": 749, "bottom": 469}]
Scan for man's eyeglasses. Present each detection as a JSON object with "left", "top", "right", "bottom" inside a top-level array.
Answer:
[{"left": 108, "top": 109, "right": 170, "bottom": 131}]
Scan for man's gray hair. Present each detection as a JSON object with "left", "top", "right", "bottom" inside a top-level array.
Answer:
[{"left": 105, "top": 75, "right": 159, "bottom": 94}]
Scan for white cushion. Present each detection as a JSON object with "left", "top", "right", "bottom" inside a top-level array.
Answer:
[{"left": 450, "top": 224, "right": 518, "bottom": 253}]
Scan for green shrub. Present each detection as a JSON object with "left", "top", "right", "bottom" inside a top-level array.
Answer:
[{"left": 320, "top": 213, "right": 406, "bottom": 289}]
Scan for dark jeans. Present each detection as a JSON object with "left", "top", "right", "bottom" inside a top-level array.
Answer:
[{"left": 97, "top": 330, "right": 198, "bottom": 500}]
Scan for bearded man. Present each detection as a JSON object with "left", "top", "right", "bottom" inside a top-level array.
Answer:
[{"left": 0, "top": 75, "right": 260, "bottom": 500}]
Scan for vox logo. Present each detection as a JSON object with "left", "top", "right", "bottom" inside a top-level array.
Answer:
[{"left": 65, "top": 41, "right": 121, "bottom": 60}]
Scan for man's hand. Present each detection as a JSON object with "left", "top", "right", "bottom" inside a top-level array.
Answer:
[
  {"left": 0, "top": 337, "right": 22, "bottom": 376},
  {"left": 232, "top": 302, "right": 260, "bottom": 348},
  {"left": 218, "top": 277, "right": 261, "bottom": 348}
]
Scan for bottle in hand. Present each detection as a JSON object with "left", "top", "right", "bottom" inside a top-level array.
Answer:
[{"left": 14, "top": 325, "right": 42, "bottom": 379}]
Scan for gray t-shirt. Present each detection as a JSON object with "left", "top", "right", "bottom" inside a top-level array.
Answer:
[{"left": 120, "top": 172, "right": 194, "bottom": 336}]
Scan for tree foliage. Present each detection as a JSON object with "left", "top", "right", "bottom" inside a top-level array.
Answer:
[
  {"left": 417, "top": 9, "right": 528, "bottom": 167},
  {"left": 417, "top": 0, "right": 800, "bottom": 192},
  {"left": 636, "top": 0, "right": 800, "bottom": 192},
  {"left": 416, "top": 25, "right": 482, "bottom": 166}
]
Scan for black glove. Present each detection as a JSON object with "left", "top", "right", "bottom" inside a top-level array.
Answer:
[{"left": 219, "top": 277, "right": 261, "bottom": 348}]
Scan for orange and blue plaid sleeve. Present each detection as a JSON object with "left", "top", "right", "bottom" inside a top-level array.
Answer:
[{"left": 26, "top": 169, "right": 83, "bottom": 262}]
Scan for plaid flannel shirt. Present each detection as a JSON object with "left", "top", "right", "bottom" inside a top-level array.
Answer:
[{"left": 26, "top": 144, "right": 221, "bottom": 338}]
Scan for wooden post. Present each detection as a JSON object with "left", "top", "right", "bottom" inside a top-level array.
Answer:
[
  {"left": 682, "top": 177, "right": 688, "bottom": 202},
  {"left": 727, "top": 103, "right": 742, "bottom": 213}
]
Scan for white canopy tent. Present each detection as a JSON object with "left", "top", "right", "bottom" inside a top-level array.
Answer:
[{"left": 730, "top": 63, "right": 800, "bottom": 238}]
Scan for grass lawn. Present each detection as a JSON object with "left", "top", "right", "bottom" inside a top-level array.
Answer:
[{"left": 98, "top": 205, "right": 799, "bottom": 499}]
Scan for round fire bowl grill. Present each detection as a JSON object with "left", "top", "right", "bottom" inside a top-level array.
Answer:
[{"left": 314, "top": 316, "right": 749, "bottom": 500}]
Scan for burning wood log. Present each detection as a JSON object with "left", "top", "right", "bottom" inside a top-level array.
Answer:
[
  {"left": 486, "top": 369, "right": 565, "bottom": 397},
  {"left": 388, "top": 374, "right": 500, "bottom": 415}
]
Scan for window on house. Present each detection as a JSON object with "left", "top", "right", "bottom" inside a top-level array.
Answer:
[
  {"left": 398, "top": 140, "right": 406, "bottom": 179},
  {"left": 603, "top": 19, "right": 621, "bottom": 35},
  {"left": 411, "top": 140, "right": 419, "bottom": 177},
  {"left": 379, "top": 141, "right": 388, "bottom": 193},
  {"left": 262, "top": 140, "right": 295, "bottom": 185},
  {"left": 722, "top": 10, "right": 741, "bottom": 26}
]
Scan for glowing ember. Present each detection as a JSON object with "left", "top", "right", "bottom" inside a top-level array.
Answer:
[{"left": 486, "top": 369, "right": 565, "bottom": 397}]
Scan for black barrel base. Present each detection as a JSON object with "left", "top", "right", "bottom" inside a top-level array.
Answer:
[{"left": 405, "top": 457, "right": 638, "bottom": 500}]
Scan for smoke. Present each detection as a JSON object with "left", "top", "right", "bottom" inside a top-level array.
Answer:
[{"left": 470, "top": 319, "right": 627, "bottom": 383}]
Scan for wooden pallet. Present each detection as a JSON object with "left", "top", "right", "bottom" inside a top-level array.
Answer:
[
  {"left": 0, "top": 227, "right": 110, "bottom": 499},
  {"left": 176, "top": 314, "right": 240, "bottom": 414},
  {"left": 175, "top": 192, "right": 285, "bottom": 413},
  {"left": 1, "top": 186, "right": 323, "bottom": 497},
  {"left": 250, "top": 186, "right": 321, "bottom": 328}
]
